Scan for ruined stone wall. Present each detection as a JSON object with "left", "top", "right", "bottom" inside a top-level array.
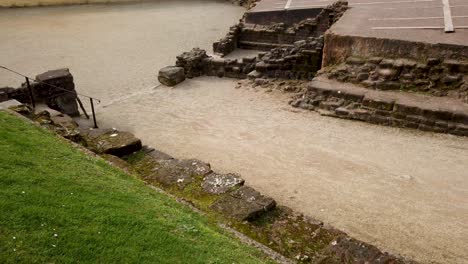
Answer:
[
  {"left": 0, "top": 69, "right": 79, "bottom": 116},
  {"left": 214, "top": 1, "right": 347, "bottom": 56},
  {"left": 213, "top": 24, "right": 242, "bottom": 56},
  {"left": 179, "top": 37, "right": 323, "bottom": 81},
  {"left": 322, "top": 56, "right": 468, "bottom": 103},
  {"left": 252, "top": 37, "right": 324, "bottom": 80}
]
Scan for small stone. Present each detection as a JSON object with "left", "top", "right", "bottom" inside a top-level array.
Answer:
[
  {"left": 346, "top": 57, "right": 365, "bottom": 65},
  {"left": 247, "top": 70, "right": 262, "bottom": 80},
  {"left": 441, "top": 75, "right": 462, "bottom": 84},
  {"left": 377, "top": 68, "right": 397, "bottom": 80},
  {"left": 368, "top": 57, "right": 383, "bottom": 64},
  {"left": 379, "top": 59, "right": 395, "bottom": 68},
  {"left": 427, "top": 58, "right": 441, "bottom": 66},
  {"left": 357, "top": 72, "right": 369, "bottom": 81}
]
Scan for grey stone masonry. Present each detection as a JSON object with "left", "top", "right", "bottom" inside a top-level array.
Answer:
[
  {"left": 291, "top": 76, "right": 468, "bottom": 137},
  {"left": 324, "top": 56, "right": 468, "bottom": 103}
]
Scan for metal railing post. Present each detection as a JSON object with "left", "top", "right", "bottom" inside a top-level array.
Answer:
[
  {"left": 25, "top": 77, "right": 35, "bottom": 108},
  {"left": 90, "top": 98, "right": 98, "bottom": 128}
]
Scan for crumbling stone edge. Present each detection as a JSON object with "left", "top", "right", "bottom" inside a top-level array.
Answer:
[{"left": 3, "top": 103, "right": 417, "bottom": 264}]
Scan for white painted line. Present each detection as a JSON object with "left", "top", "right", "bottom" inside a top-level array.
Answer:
[
  {"left": 372, "top": 26, "right": 444, "bottom": 29},
  {"left": 370, "top": 16, "right": 444, "bottom": 20},
  {"left": 382, "top": 4, "right": 468, "bottom": 9},
  {"left": 352, "top": 0, "right": 434, "bottom": 5},
  {"left": 442, "top": 0, "right": 454, "bottom": 32},
  {"left": 372, "top": 26, "right": 468, "bottom": 29},
  {"left": 369, "top": 15, "right": 468, "bottom": 21},
  {"left": 285, "top": 0, "right": 294, "bottom": 9}
]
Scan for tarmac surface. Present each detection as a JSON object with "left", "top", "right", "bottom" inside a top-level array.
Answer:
[{"left": 251, "top": 0, "right": 468, "bottom": 45}]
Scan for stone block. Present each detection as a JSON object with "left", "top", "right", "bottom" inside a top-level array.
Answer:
[
  {"left": 0, "top": 99, "right": 22, "bottom": 110},
  {"left": 320, "top": 100, "right": 344, "bottom": 110},
  {"left": 211, "top": 186, "right": 276, "bottom": 221},
  {"left": 346, "top": 56, "right": 365, "bottom": 65},
  {"left": 177, "top": 159, "right": 212, "bottom": 176},
  {"left": 362, "top": 94, "right": 395, "bottom": 111},
  {"left": 83, "top": 129, "right": 142, "bottom": 157},
  {"left": 452, "top": 112, "right": 468, "bottom": 124},
  {"left": 335, "top": 107, "right": 350, "bottom": 116},
  {"left": 201, "top": 173, "right": 244, "bottom": 194},
  {"left": 35, "top": 68, "right": 79, "bottom": 117},
  {"left": 443, "top": 60, "right": 468, "bottom": 73},
  {"left": 453, "top": 124, "right": 468, "bottom": 136},
  {"left": 158, "top": 66, "right": 186, "bottom": 86},
  {"left": 394, "top": 102, "right": 422, "bottom": 116}
]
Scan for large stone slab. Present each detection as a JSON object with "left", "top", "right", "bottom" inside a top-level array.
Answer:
[
  {"left": 82, "top": 128, "right": 142, "bottom": 157},
  {"left": 143, "top": 159, "right": 211, "bottom": 188},
  {"left": 211, "top": 186, "right": 276, "bottom": 221},
  {"left": 49, "top": 114, "right": 81, "bottom": 141}
]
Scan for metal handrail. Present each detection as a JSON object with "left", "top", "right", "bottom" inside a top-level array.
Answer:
[{"left": 1, "top": 65, "right": 100, "bottom": 128}]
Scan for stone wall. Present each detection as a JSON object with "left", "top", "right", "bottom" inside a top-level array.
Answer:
[
  {"left": 290, "top": 77, "right": 468, "bottom": 137},
  {"left": 213, "top": 24, "right": 242, "bottom": 56},
  {"left": 322, "top": 33, "right": 468, "bottom": 67},
  {"left": 177, "top": 37, "right": 323, "bottom": 81},
  {"left": 213, "top": 1, "right": 347, "bottom": 56},
  {"left": 323, "top": 56, "right": 468, "bottom": 103},
  {"left": 252, "top": 37, "right": 323, "bottom": 80}
]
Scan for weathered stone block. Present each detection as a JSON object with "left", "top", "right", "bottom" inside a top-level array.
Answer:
[
  {"left": 346, "top": 56, "right": 365, "bottom": 65},
  {"left": 362, "top": 95, "right": 395, "bottom": 111},
  {"left": 177, "top": 159, "right": 212, "bottom": 176},
  {"left": 443, "top": 59, "right": 468, "bottom": 73},
  {"left": 201, "top": 173, "right": 244, "bottom": 194},
  {"left": 158, "top": 66, "right": 185, "bottom": 86},
  {"left": 211, "top": 186, "right": 276, "bottom": 221},
  {"left": 35, "top": 68, "right": 79, "bottom": 117}
]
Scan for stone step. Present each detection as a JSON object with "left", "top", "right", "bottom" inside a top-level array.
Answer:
[
  {"left": 292, "top": 76, "right": 468, "bottom": 136},
  {"left": 238, "top": 41, "right": 293, "bottom": 51}
]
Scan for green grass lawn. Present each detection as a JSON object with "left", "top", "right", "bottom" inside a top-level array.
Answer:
[{"left": 0, "top": 111, "right": 269, "bottom": 264}]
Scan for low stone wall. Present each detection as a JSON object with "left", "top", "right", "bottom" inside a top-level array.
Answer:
[
  {"left": 252, "top": 37, "right": 323, "bottom": 80},
  {"left": 290, "top": 77, "right": 468, "bottom": 137},
  {"left": 213, "top": 24, "right": 242, "bottom": 56},
  {"left": 176, "top": 38, "right": 323, "bottom": 81},
  {"left": 322, "top": 33, "right": 468, "bottom": 67},
  {"left": 322, "top": 56, "right": 468, "bottom": 103}
]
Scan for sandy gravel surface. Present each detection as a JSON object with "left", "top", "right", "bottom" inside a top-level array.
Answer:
[
  {"left": 1, "top": 3, "right": 467, "bottom": 263},
  {"left": 1, "top": 0, "right": 152, "bottom": 8}
]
